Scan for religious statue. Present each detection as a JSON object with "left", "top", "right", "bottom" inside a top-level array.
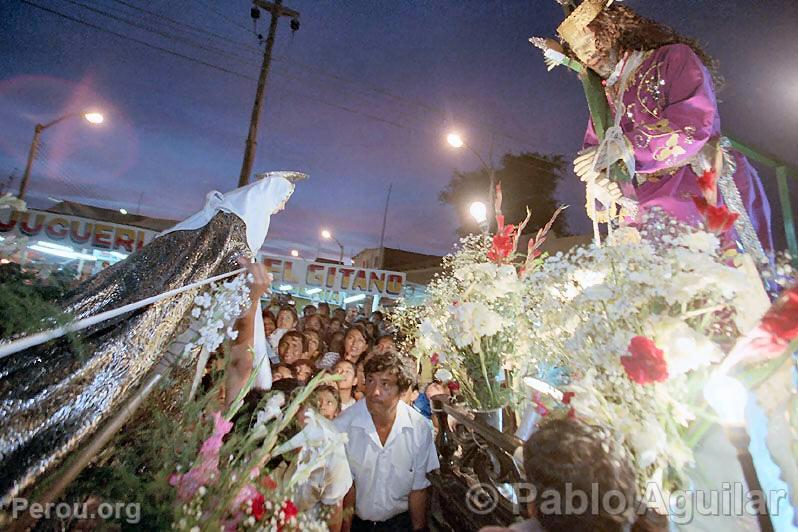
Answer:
[
  {"left": 533, "top": 0, "right": 773, "bottom": 264},
  {"left": 0, "top": 171, "right": 303, "bottom": 504}
]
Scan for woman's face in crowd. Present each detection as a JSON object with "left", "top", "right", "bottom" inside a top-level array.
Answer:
[
  {"left": 344, "top": 330, "right": 367, "bottom": 362},
  {"left": 280, "top": 337, "right": 303, "bottom": 365},
  {"left": 316, "top": 389, "right": 339, "bottom": 420},
  {"left": 277, "top": 309, "right": 296, "bottom": 330},
  {"left": 263, "top": 316, "right": 277, "bottom": 336},
  {"left": 327, "top": 319, "right": 342, "bottom": 334},
  {"left": 333, "top": 361, "right": 356, "bottom": 389},
  {"left": 304, "top": 315, "right": 323, "bottom": 333},
  {"left": 305, "top": 334, "right": 320, "bottom": 357}
]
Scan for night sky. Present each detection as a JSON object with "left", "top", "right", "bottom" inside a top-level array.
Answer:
[{"left": 1, "top": 0, "right": 796, "bottom": 260}]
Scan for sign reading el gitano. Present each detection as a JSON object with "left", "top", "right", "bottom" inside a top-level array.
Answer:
[{"left": 259, "top": 255, "right": 406, "bottom": 297}]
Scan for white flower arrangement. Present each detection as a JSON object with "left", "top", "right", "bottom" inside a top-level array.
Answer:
[
  {"left": 182, "top": 273, "right": 253, "bottom": 356},
  {"left": 521, "top": 213, "right": 770, "bottom": 491}
]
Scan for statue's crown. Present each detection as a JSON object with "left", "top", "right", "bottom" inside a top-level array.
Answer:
[{"left": 557, "top": 0, "right": 611, "bottom": 46}]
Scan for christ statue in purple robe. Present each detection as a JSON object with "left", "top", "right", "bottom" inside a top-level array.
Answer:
[{"left": 552, "top": 1, "right": 774, "bottom": 260}]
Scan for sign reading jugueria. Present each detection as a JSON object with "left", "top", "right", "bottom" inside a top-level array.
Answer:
[
  {"left": 258, "top": 255, "right": 406, "bottom": 297},
  {"left": 0, "top": 209, "right": 157, "bottom": 253}
]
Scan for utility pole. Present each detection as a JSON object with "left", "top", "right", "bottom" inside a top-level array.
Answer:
[
  {"left": 238, "top": 0, "right": 300, "bottom": 187},
  {"left": 378, "top": 183, "right": 392, "bottom": 268}
]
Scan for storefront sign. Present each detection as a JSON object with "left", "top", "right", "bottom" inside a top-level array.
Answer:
[
  {"left": 259, "top": 255, "right": 406, "bottom": 297},
  {"left": 0, "top": 209, "right": 157, "bottom": 253}
]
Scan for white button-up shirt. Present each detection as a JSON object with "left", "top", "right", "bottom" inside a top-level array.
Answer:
[{"left": 333, "top": 398, "right": 440, "bottom": 522}]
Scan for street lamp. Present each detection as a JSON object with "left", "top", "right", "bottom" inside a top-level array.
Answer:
[
  {"left": 290, "top": 249, "right": 299, "bottom": 258},
  {"left": 446, "top": 130, "right": 496, "bottom": 231},
  {"left": 704, "top": 373, "right": 774, "bottom": 532},
  {"left": 321, "top": 228, "right": 344, "bottom": 265},
  {"left": 469, "top": 201, "right": 488, "bottom": 233},
  {"left": 18, "top": 111, "right": 105, "bottom": 200}
]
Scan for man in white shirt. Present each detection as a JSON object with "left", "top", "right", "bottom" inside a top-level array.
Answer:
[{"left": 334, "top": 351, "right": 439, "bottom": 532}]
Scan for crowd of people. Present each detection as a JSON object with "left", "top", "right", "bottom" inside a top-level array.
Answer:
[
  {"left": 212, "top": 263, "right": 671, "bottom": 532},
  {"left": 219, "top": 275, "right": 443, "bottom": 532}
]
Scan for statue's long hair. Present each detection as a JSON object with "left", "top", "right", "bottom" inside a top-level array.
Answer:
[{"left": 588, "top": 4, "right": 724, "bottom": 88}]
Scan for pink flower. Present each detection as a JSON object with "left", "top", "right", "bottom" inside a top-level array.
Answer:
[
  {"left": 621, "top": 336, "right": 669, "bottom": 385},
  {"left": 170, "top": 411, "right": 233, "bottom": 502},
  {"left": 562, "top": 391, "right": 575, "bottom": 405},
  {"left": 430, "top": 353, "right": 440, "bottom": 366},
  {"left": 447, "top": 381, "right": 461, "bottom": 394}
]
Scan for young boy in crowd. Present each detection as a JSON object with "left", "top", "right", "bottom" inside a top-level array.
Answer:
[
  {"left": 332, "top": 359, "right": 357, "bottom": 411},
  {"left": 292, "top": 358, "right": 316, "bottom": 384},
  {"left": 278, "top": 330, "right": 306, "bottom": 365}
]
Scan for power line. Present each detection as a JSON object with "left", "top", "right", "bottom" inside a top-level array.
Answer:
[
  {"left": 21, "top": 0, "right": 556, "bottom": 167},
  {"left": 58, "top": 0, "right": 252, "bottom": 65},
  {"left": 106, "top": 0, "right": 255, "bottom": 49},
  {"left": 195, "top": 0, "right": 253, "bottom": 33},
  {"left": 21, "top": 0, "right": 254, "bottom": 80}
]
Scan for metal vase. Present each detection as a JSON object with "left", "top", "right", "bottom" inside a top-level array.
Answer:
[{"left": 472, "top": 407, "right": 504, "bottom": 432}]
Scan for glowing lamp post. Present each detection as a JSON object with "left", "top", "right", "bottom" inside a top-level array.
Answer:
[
  {"left": 290, "top": 249, "right": 299, "bottom": 258},
  {"left": 321, "top": 229, "right": 344, "bottom": 265},
  {"left": 446, "top": 131, "right": 496, "bottom": 231},
  {"left": 469, "top": 201, "right": 488, "bottom": 234},
  {"left": 704, "top": 373, "right": 774, "bottom": 532},
  {"left": 19, "top": 111, "right": 105, "bottom": 200}
]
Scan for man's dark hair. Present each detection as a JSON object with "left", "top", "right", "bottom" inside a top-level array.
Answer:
[
  {"left": 318, "top": 302, "right": 330, "bottom": 311},
  {"left": 278, "top": 330, "right": 307, "bottom": 352},
  {"left": 363, "top": 351, "right": 416, "bottom": 392},
  {"left": 523, "top": 418, "right": 637, "bottom": 532}
]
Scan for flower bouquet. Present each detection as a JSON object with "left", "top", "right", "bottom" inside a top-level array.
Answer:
[
  {"left": 395, "top": 186, "right": 565, "bottom": 412},
  {"left": 168, "top": 371, "right": 337, "bottom": 531},
  {"left": 520, "top": 212, "right": 776, "bottom": 492}
]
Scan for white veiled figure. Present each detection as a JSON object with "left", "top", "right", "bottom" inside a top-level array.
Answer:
[{"left": 160, "top": 171, "right": 305, "bottom": 390}]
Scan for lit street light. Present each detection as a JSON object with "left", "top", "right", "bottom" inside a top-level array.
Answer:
[
  {"left": 469, "top": 201, "right": 488, "bottom": 233},
  {"left": 446, "top": 132, "right": 464, "bottom": 148},
  {"left": 119, "top": 208, "right": 127, "bottom": 215},
  {"left": 321, "top": 228, "right": 345, "bottom": 265},
  {"left": 445, "top": 130, "right": 497, "bottom": 232},
  {"left": 290, "top": 249, "right": 299, "bottom": 257},
  {"left": 19, "top": 111, "right": 105, "bottom": 200}
]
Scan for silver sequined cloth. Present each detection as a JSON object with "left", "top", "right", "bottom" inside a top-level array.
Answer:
[{"left": 0, "top": 212, "right": 251, "bottom": 503}]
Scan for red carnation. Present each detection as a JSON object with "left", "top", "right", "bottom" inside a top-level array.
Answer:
[
  {"left": 251, "top": 492, "right": 265, "bottom": 521},
  {"left": 562, "top": 391, "right": 575, "bottom": 405},
  {"left": 430, "top": 353, "right": 440, "bottom": 366},
  {"left": 760, "top": 285, "right": 798, "bottom": 344},
  {"left": 692, "top": 196, "right": 739, "bottom": 233},
  {"left": 697, "top": 169, "right": 718, "bottom": 199},
  {"left": 447, "top": 381, "right": 461, "bottom": 394},
  {"left": 282, "top": 500, "right": 298, "bottom": 521},
  {"left": 621, "top": 336, "right": 669, "bottom": 385}
]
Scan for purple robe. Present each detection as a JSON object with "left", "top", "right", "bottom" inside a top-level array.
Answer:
[{"left": 583, "top": 43, "right": 773, "bottom": 253}]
